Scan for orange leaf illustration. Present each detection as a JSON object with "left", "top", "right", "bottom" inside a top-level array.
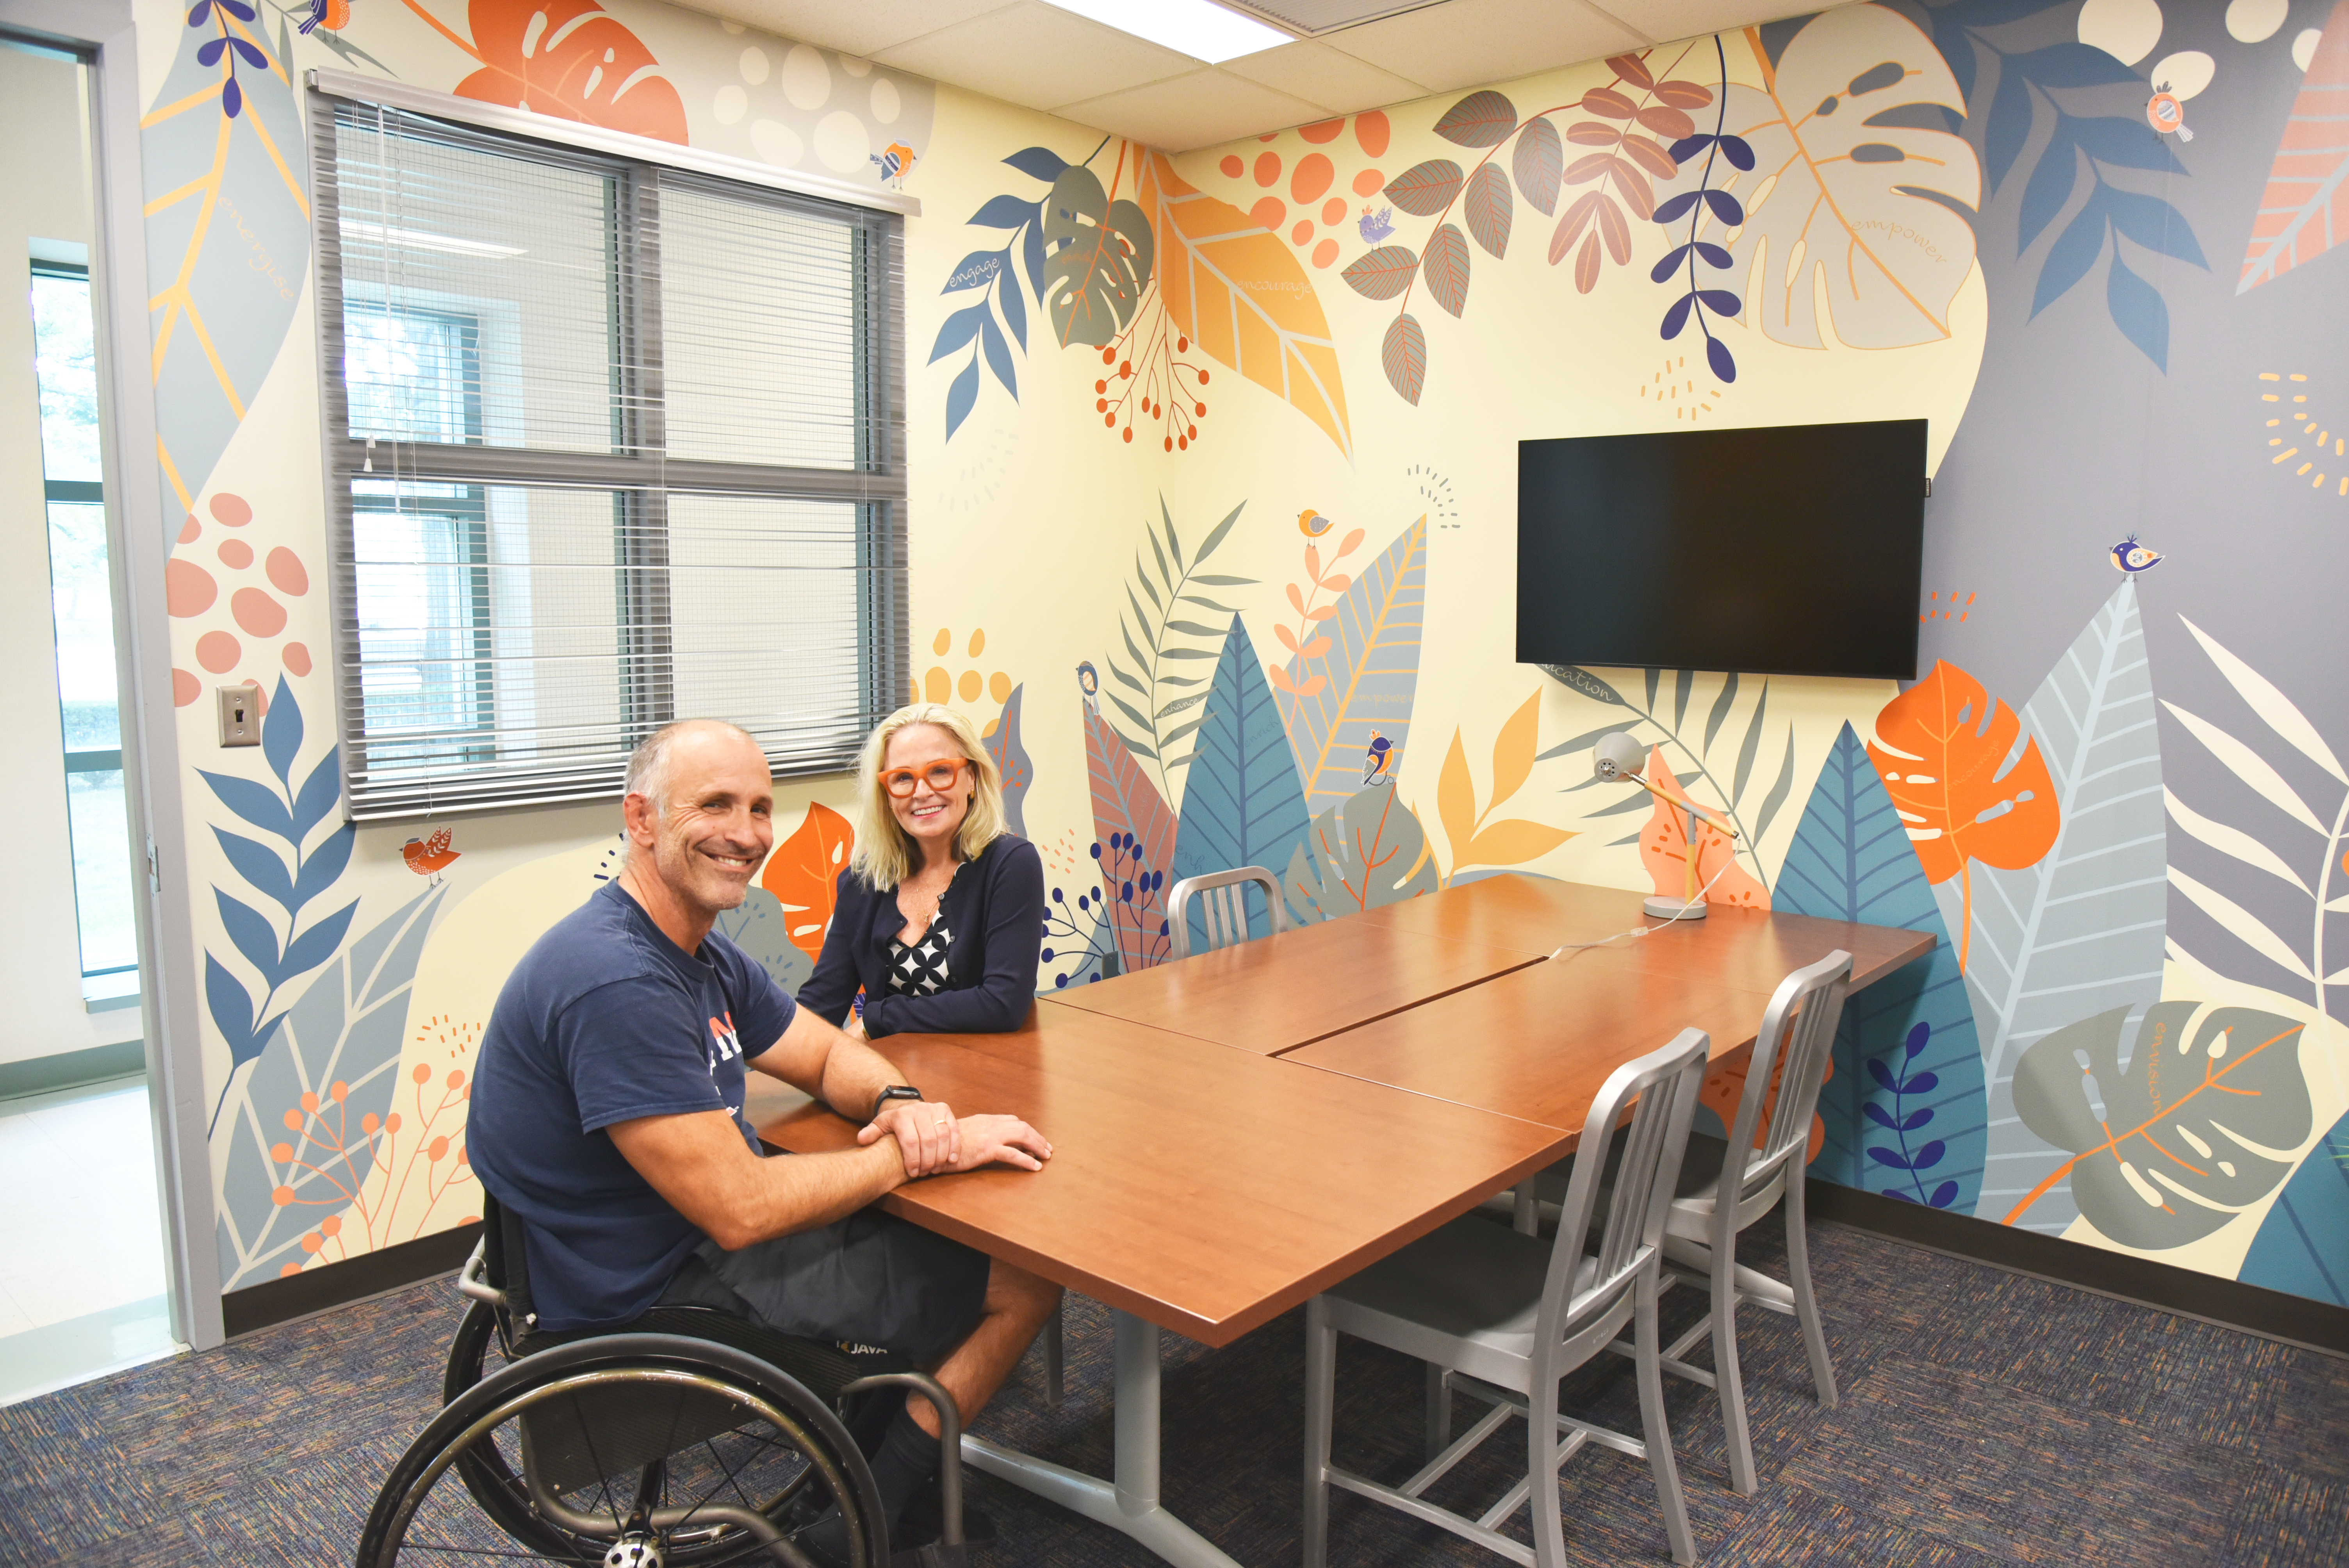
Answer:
[
  {"left": 1639, "top": 748, "right": 1770, "bottom": 909},
  {"left": 1136, "top": 150, "right": 1351, "bottom": 459},
  {"left": 1700, "top": 1044, "right": 1827, "bottom": 1163},
  {"left": 759, "top": 801, "right": 857, "bottom": 966},
  {"left": 455, "top": 0, "right": 688, "bottom": 144}
]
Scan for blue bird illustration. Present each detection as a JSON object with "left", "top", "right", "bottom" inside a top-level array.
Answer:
[
  {"left": 1298, "top": 508, "right": 1334, "bottom": 537},
  {"left": 2110, "top": 534, "right": 2163, "bottom": 574},
  {"left": 1357, "top": 204, "right": 1395, "bottom": 243},
  {"left": 1361, "top": 731, "right": 1394, "bottom": 785},
  {"left": 1076, "top": 660, "right": 1100, "bottom": 715}
]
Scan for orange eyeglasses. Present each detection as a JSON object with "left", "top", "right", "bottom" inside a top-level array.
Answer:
[{"left": 880, "top": 757, "right": 974, "bottom": 797}]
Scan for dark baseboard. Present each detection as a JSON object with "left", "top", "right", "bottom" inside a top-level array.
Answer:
[
  {"left": 1808, "top": 1179, "right": 2349, "bottom": 1356},
  {"left": 0, "top": 1040, "right": 146, "bottom": 1101},
  {"left": 222, "top": 1222, "right": 481, "bottom": 1338}
]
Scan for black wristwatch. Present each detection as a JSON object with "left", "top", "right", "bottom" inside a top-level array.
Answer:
[{"left": 871, "top": 1084, "right": 923, "bottom": 1119}]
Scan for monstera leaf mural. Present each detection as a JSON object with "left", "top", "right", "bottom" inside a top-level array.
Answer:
[
  {"left": 1284, "top": 785, "right": 1439, "bottom": 924},
  {"left": 2009, "top": 1003, "right": 2310, "bottom": 1247},
  {"left": 1656, "top": 5, "right": 1979, "bottom": 350},
  {"left": 1042, "top": 164, "right": 1153, "bottom": 347}
]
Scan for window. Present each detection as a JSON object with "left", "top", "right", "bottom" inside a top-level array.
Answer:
[
  {"left": 310, "top": 94, "right": 907, "bottom": 819},
  {"left": 31, "top": 258, "right": 138, "bottom": 1003}
]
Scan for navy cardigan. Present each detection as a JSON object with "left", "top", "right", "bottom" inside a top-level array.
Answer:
[{"left": 796, "top": 833, "right": 1044, "bottom": 1038}]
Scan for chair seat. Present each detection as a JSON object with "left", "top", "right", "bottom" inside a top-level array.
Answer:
[
  {"left": 519, "top": 1304, "right": 904, "bottom": 1404},
  {"left": 1324, "top": 1215, "right": 1598, "bottom": 1383}
]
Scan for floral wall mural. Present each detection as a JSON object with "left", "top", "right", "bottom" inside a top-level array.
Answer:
[{"left": 128, "top": 0, "right": 2346, "bottom": 1315}]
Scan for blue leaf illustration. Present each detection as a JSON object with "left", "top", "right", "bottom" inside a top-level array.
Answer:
[
  {"left": 291, "top": 822, "right": 356, "bottom": 916},
  {"left": 280, "top": 897, "right": 360, "bottom": 982},
  {"left": 1654, "top": 190, "right": 1702, "bottom": 225},
  {"left": 1661, "top": 293, "right": 1695, "bottom": 339},
  {"left": 2018, "top": 131, "right": 2079, "bottom": 252},
  {"left": 1652, "top": 244, "right": 1691, "bottom": 282},
  {"left": 1775, "top": 723, "right": 1987, "bottom": 1213},
  {"left": 1865, "top": 1102, "right": 1901, "bottom": 1129},
  {"left": 944, "top": 356, "right": 980, "bottom": 441},
  {"left": 1696, "top": 289, "right": 1741, "bottom": 315},
  {"left": 1900, "top": 1107, "right": 1934, "bottom": 1133},
  {"left": 2105, "top": 248, "right": 2167, "bottom": 370},
  {"left": 291, "top": 749, "right": 342, "bottom": 841},
  {"left": 1905, "top": 1071, "right": 1940, "bottom": 1095},
  {"left": 2064, "top": 112, "right": 2184, "bottom": 174},
  {"left": 996, "top": 249, "right": 1027, "bottom": 349},
  {"left": 1003, "top": 146, "right": 1069, "bottom": 182},
  {"left": 222, "top": 74, "right": 241, "bottom": 119},
  {"left": 2102, "top": 187, "right": 2206, "bottom": 268},
  {"left": 943, "top": 249, "right": 1003, "bottom": 294},
  {"left": 196, "top": 35, "right": 227, "bottom": 64},
  {"left": 1904, "top": 1021, "right": 1931, "bottom": 1059},
  {"left": 1929, "top": 1180, "right": 1961, "bottom": 1208},
  {"left": 198, "top": 768, "right": 294, "bottom": 845},
  {"left": 1867, "top": 1056, "right": 1900, "bottom": 1092},
  {"left": 1706, "top": 336, "right": 1736, "bottom": 384},
  {"left": 1985, "top": 61, "right": 2031, "bottom": 191},
  {"left": 968, "top": 194, "right": 1036, "bottom": 229},
  {"left": 980, "top": 311, "right": 1016, "bottom": 399},
  {"left": 1694, "top": 241, "right": 1731, "bottom": 267},
  {"left": 204, "top": 950, "right": 266, "bottom": 1070},
  {"left": 1702, "top": 189, "right": 1743, "bottom": 225},
  {"left": 1022, "top": 215, "right": 1046, "bottom": 300},
  {"left": 215, "top": 889, "right": 283, "bottom": 988},
  {"left": 2006, "top": 41, "right": 2138, "bottom": 88},
  {"left": 261, "top": 676, "right": 302, "bottom": 789},
  {"left": 1911, "top": 1139, "right": 1947, "bottom": 1170},
  {"left": 1716, "top": 135, "right": 1754, "bottom": 171},
  {"left": 2237, "top": 1114, "right": 2349, "bottom": 1306},
  {"left": 2031, "top": 195, "right": 2106, "bottom": 317},
  {"left": 929, "top": 303, "right": 988, "bottom": 364},
  {"left": 1171, "top": 615, "right": 1312, "bottom": 948},
  {"left": 214, "top": 826, "right": 295, "bottom": 912},
  {"left": 1670, "top": 135, "right": 1713, "bottom": 163},
  {"left": 1866, "top": 1146, "right": 1914, "bottom": 1169}
]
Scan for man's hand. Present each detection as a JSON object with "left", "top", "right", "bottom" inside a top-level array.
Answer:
[
  {"left": 944, "top": 1114, "right": 1053, "bottom": 1174},
  {"left": 858, "top": 1098, "right": 959, "bottom": 1176}
]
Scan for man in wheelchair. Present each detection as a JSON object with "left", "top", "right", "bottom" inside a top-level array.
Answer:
[{"left": 464, "top": 718, "right": 1062, "bottom": 1564}]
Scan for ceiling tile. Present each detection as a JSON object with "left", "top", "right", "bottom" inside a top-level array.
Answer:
[
  {"left": 1581, "top": 0, "right": 1861, "bottom": 49},
  {"left": 1217, "top": 39, "right": 1429, "bottom": 114},
  {"left": 872, "top": 2, "right": 1199, "bottom": 113},
  {"left": 1054, "top": 68, "right": 1333, "bottom": 151},
  {"left": 664, "top": 0, "right": 1015, "bottom": 61},
  {"left": 1323, "top": 0, "right": 1646, "bottom": 93}
]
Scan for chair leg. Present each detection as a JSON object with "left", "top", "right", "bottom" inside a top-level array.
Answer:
[
  {"left": 1042, "top": 1298, "right": 1064, "bottom": 1407},
  {"left": 1303, "top": 1298, "right": 1336, "bottom": 1568},
  {"left": 1784, "top": 1176, "right": 1838, "bottom": 1409},
  {"left": 1528, "top": 1344, "right": 1568, "bottom": 1568},
  {"left": 1710, "top": 1242, "right": 1757, "bottom": 1496},
  {"left": 1634, "top": 1265, "right": 1697, "bottom": 1566},
  {"left": 1423, "top": 1361, "right": 1453, "bottom": 1463}
]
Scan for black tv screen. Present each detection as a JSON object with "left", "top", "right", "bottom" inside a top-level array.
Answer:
[{"left": 1517, "top": 420, "right": 1926, "bottom": 680}]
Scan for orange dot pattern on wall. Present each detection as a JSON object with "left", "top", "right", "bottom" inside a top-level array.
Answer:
[
  {"left": 911, "top": 628, "right": 1013, "bottom": 717},
  {"left": 283, "top": 642, "right": 312, "bottom": 676},
  {"left": 171, "top": 492, "right": 316, "bottom": 720},
  {"left": 210, "top": 492, "right": 251, "bottom": 526},
  {"left": 178, "top": 516, "right": 201, "bottom": 544},
  {"left": 197, "top": 629, "right": 241, "bottom": 672},
  {"left": 173, "top": 668, "right": 200, "bottom": 707},
  {"left": 233, "top": 586, "right": 288, "bottom": 637},
  {"left": 267, "top": 546, "right": 309, "bottom": 595},
  {"left": 166, "top": 558, "right": 217, "bottom": 616},
  {"left": 1204, "top": 113, "right": 1399, "bottom": 266},
  {"left": 217, "top": 539, "right": 253, "bottom": 569},
  {"left": 2256, "top": 371, "right": 2349, "bottom": 498},
  {"left": 1922, "top": 589, "right": 1980, "bottom": 624}
]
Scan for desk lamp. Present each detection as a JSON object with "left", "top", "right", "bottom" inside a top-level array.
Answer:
[{"left": 1593, "top": 732, "right": 1739, "bottom": 920}]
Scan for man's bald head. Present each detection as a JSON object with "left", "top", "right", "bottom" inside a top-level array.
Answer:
[{"left": 624, "top": 719, "right": 765, "bottom": 819}]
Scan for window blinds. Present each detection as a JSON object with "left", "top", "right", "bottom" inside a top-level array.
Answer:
[{"left": 310, "top": 91, "right": 907, "bottom": 821}]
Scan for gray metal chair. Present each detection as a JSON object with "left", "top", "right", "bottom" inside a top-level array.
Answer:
[
  {"left": 1166, "top": 865, "right": 1286, "bottom": 959},
  {"left": 1515, "top": 948, "right": 1852, "bottom": 1496},
  {"left": 1303, "top": 1028, "right": 1709, "bottom": 1568}
]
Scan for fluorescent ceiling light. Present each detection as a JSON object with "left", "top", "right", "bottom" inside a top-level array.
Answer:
[
  {"left": 1039, "top": 0, "right": 1292, "bottom": 63},
  {"left": 340, "top": 219, "right": 526, "bottom": 259}
]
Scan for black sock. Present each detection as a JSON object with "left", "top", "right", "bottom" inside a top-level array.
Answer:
[{"left": 868, "top": 1404, "right": 944, "bottom": 1524}]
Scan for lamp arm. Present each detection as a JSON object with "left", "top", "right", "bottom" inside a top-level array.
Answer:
[{"left": 1621, "top": 772, "right": 1741, "bottom": 840}]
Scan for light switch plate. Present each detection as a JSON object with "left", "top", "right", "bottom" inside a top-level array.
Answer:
[{"left": 217, "top": 684, "right": 261, "bottom": 746}]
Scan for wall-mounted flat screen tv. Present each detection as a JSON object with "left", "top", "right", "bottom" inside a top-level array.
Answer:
[{"left": 1517, "top": 419, "right": 1927, "bottom": 681}]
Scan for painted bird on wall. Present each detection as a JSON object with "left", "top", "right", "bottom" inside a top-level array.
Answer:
[
  {"left": 402, "top": 827, "right": 460, "bottom": 885},
  {"left": 871, "top": 142, "right": 917, "bottom": 184},
  {"left": 1357, "top": 205, "right": 1394, "bottom": 242},
  {"left": 2110, "top": 534, "right": 2164, "bottom": 573},
  {"left": 1297, "top": 508, "right": 1333, "bottom": 537},
  {"left": 1076, "top": 660, "right": 1100, "bottom": 716},
  {"left": 2146, "top": 86, "right": 2193, "bottom": 142},
  {"left": 1361, "top": 731, "right": 1394, "bottom": 785}
]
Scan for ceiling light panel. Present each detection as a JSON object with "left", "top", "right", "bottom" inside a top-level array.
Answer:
[
  {"left": 1037, "top": 0, "right": 1295, "bottom": 63},
  {"left": 1218, "top": 0, "right": 1442, "bottom": 34}
]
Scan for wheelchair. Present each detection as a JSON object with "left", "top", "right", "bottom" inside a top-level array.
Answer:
[{"left": 358, "top": 1194, "right": 970, "bottom": 1568}]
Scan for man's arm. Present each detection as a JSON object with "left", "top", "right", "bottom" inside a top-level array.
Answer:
[
  {"left": 606, "top": 1109, "right": 904, "bottom": 1251},
  {"left": 749, "top": 1003, "right": 959, "bottom": 1174}
]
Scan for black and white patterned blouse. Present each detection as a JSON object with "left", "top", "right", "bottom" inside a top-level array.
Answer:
[{"left": 886, "top": 923, "right": 952, "bottom": 996}]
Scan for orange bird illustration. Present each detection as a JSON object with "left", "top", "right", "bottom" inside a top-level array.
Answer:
[{"left": 402, "top": 828, "right": 460, "bottom": 885}]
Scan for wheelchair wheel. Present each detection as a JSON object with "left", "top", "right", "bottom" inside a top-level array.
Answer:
[{"left": 361, "top": 1333, "right": 888, "bottom": 1568}]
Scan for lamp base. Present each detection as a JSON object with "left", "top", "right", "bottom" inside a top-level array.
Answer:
[{"left": 1643, "top": 895, "right": 1709, "bottom": 921}]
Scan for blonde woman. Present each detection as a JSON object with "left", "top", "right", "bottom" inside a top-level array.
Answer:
[{"left": 799, "top": 704, "right": 1045, "bottom": 1039}]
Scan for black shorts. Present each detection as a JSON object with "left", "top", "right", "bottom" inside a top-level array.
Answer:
[{"left": 657, "top": 1206, "right": 991, "bottom": 1366}]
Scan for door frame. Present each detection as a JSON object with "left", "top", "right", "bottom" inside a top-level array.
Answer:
[{"left": 1, "top": 0, "right": 223, "bottom": 1351}]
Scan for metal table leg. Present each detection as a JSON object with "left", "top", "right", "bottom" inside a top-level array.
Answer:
[{"left": 961, "top": 1308, "right": 1243, "bottom": 1568}]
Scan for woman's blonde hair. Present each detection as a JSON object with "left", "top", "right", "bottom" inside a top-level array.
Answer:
[{"left": 848, "top": 703, "right": 1008, "bottom": 889}]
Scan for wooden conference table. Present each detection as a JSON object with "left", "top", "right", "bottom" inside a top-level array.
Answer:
[{"left": 762, "top": 877, "right": 1930, "bottom": 1568}]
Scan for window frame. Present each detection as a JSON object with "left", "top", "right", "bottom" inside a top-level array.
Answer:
[{"left": 308, "top": 89, "right": 909, "bottom": 822}]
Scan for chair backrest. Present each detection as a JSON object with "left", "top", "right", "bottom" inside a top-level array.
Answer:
[
  {"left": 1537, "top": 1028, "right": 1708, "bottom": 1354},
  {"left": 1721, "top": 950, "right": 1853, "bottom": 1207},
  {"left": 1166, "top": 865, "right": 1286, "bottom": 959}
]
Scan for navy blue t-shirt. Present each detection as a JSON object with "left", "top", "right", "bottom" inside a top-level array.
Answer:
[{"left": 468, "top": 880, "right": 796, "bottom": 1331}]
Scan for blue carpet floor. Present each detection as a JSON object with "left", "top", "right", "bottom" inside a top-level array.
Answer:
[{"left": 0, "top": 1212, "right": 2342, "bottom": 1566}]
